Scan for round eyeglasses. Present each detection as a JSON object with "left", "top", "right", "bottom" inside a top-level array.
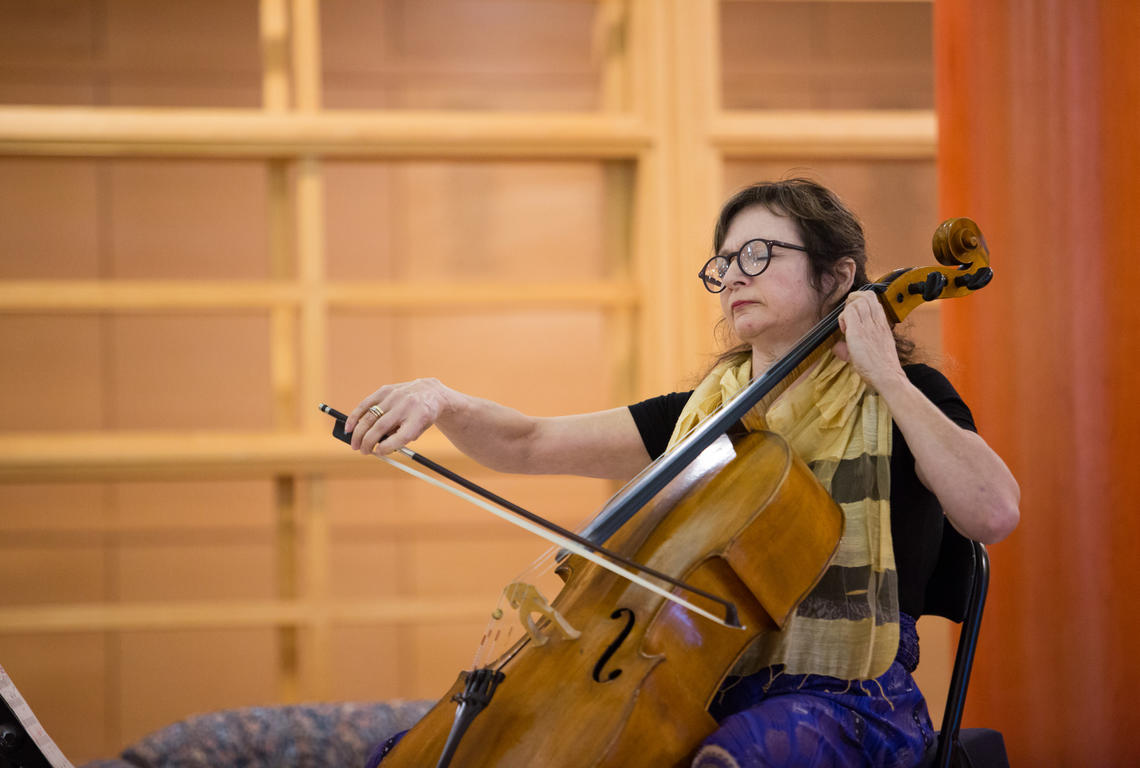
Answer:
[{"left": 697, "top": 238, "right": 808, "bottom": 293}]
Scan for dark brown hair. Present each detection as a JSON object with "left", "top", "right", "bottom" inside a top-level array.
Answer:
[{"left": 709, "top": 178, "right": 915, "bottom": 367}]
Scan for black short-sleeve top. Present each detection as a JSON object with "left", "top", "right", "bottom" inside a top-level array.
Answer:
[{"left": 626, "top": 363, "right": 976, "bottom": 619}]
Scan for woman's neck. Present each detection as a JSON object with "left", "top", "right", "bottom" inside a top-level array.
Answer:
[
  {"left": 749, "top": 340, "right": 795, "bottom": 377},
  {"left": 747, "top": 307, "right": 836, "bottom": 378}
]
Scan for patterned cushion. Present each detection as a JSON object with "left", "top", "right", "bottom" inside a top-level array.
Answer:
[{"left": 79, "top": 700, "right": 433, "bottom": 768}]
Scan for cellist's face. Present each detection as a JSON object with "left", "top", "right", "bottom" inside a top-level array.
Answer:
[{"left": 718, "top": 205, "right": 828, "bottom": 358}]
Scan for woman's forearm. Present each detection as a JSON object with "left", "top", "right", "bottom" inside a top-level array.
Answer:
[
  {"left": 345, "top": 378, "right": 650, "bottom": 480},
  {"left": 434, "top": 387, "right": 547, "bottom": 472},
  {"left": 877, "top": 372, "right": 1020, "bottom": 544},
  {"left": 837, "top": 292, "right": 1020, "bottom": 544}
]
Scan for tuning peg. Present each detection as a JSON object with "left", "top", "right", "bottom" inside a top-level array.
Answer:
[
  {"left": 954, "top": 267, "right": 994, "bottom": 291},
  {"left": 908, "top": 272, "right": 949, "bottom": 302}
]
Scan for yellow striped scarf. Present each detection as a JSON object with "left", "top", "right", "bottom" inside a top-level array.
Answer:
[{"left": 667, "top": 350, "right": 900, "bottom": 680}]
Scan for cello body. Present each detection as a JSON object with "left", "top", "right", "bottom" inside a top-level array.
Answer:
[{"left": 382, "top": 431, "right": 843, "bottom": 767}]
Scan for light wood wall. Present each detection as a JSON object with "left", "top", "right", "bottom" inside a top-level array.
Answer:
[{"left": 0, "top": 1, "right": 942, "bottom": 761}]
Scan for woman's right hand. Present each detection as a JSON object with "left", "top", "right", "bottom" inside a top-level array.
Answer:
[{"left": 344, "top": 378, "right": 455, "bottom": 456}]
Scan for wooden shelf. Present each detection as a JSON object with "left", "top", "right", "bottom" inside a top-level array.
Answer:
[
  {"left": 0, "top": 107, "right": 937, "bottom": 162},
  {"left": 0, "top": 430, "right": 475, "bottom": 482},
  {"left": 0, "top": 280, "right": 640, "bottom": 312},
  {"left": 0, "top": 107, "right": 651, "bottom": 160},
  {"left": 325, "top": 280, "right": 639, "bottom": 310},
  {"left": 711, "top": 110, "right": 936, "bottom": 158},
  {"left": 0, "top": 597, "right": 492, "bottom": 633}
]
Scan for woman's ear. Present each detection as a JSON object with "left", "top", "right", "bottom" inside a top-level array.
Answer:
[{"left": 828, "top": 257, "right": 857, "bottom": 301}]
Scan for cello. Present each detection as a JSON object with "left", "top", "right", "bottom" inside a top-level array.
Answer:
[{"left": 324, "top": 218, "right": 993, "bottom": 767}]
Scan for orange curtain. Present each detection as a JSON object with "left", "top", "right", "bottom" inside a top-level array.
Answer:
[{"left": 937, "top": 1, "right": 1140, "bottom": 763}]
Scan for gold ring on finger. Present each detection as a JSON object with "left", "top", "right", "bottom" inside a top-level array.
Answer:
[{"left": 368, "top": 405, "right": 385, "bottom": 419}]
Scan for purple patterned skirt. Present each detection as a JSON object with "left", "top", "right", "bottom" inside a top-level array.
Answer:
[{"left": 693, "top": 613, "right": 933, "bottom": 768}]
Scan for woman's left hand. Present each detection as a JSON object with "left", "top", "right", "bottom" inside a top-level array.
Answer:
[{"left": 834, "top": 291, "right": 905, "bottom": 391}]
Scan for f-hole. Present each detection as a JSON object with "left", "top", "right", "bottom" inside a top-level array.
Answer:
[{"left": 592, "top": 607, "right": 635, "bottom": 683}]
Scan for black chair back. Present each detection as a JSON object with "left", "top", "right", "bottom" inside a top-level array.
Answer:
[{"left": 919, "top": 522, "right": 1007, "bottom": 768}]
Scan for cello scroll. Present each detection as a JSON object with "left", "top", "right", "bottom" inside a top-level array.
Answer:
[{"left": 878, "top": 217, "right": 992, "bottom": 324}]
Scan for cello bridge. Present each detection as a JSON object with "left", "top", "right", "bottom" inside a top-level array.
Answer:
[{"left": 502, "top": 581, "right": 580, "bottom": 646}]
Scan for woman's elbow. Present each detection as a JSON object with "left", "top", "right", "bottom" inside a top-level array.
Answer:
[
  {"left": 976, "top": 482, "right": 1021, "bottom": 544},
  {"left": 943, "top": 478, "right": 1020, "bottom": 545}
]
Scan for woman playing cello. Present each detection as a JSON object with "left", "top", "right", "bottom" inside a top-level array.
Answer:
[{"left": 345, "top": 178, "right": 1019, "bottom": 768}]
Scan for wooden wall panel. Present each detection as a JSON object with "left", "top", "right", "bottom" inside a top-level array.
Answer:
[
  {"left": 106, "top": 161, "right": 269, "bottom": 280},
  {"left": 326, "top": 530, "right": 403, "bottom": 600},
  {"left": 324, "top": 161, "right": 611, "bottom": 282},
  {"left": 324, "top": 477, "right": 406, "bottom": 529},
  {"left": 0, "top": 159, "right": 100, "bottom": 279},
  {"left": 324, "top": 312, "right": 399, "bottom": 422},
  {"left": 0, "top": 159, "right": 270, "bottom": 280},
  {"left": 0, "top": 315, "right": 107, "bottom": 431},
  {"left": 0, "top": 0, "right": 99, "bottom": 105},
  {"left": 0, "top": 1, "right": 98, "bottom": 68},
  {"left": 107, "top": 314, "right": 273, "bottom": 430},
  {"left": 0, "top": 479, "right": 278, "bottom": 752},
  {"left": 117, "top": 629, "right": 277, "bottom": 744},
  {"left": 0, "top": 483, "right": 111, "bottom": 533},
  {"left": 0, "top": 634, "right": 109, "bottom": 760},
  {"left": 410, "top": 532, "right": 544, "bottom": 600},
  {"left": 102, "top": 0, "right": 261, "bottom": 108},
  {"left": 403, "top": 312, "right": 612, "bottom": 414},
  {"left": 323, "top": 164, "right": 398, "bottom": 281},
  {"left": 321, "top": 0, "right": 602, "bottom": 111},
  {"left": 388, "top": 163, "right": 609, "bottom": 282},
  {"left": 326, "top": 625, "right": 405, "bottom": 700},
  {"left": 115, "top": 537, "right": 275, "bottom": 601},
  {"left": 0, "top": 543, "right": 108, "bottom": 607},
  {"left": 0, "top": 0, "right": 261, "bottom": 108},
  {"left": 720, "top": 0, "right": 933, "bottom": 110},
  {"left": 326, "top": 310, "right": 617, "bottom": 427},
  {"left": 103, "top": 0, "right": 259, "bottom": 74},
  {"left": 111, "top": 480, "right": 273, "bottom": 531}
]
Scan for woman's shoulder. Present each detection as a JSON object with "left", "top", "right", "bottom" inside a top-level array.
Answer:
[
  {"left": 902, "top": 362, "right": 949, "bottom": 388},
  {"left": 627, "top": 391, "right": 694, "bottom": 460},
  {"left": 627, "top": 391, "right": 694, "bottom": 432},
  {"left": 901, "top": 363, "right": 976, "bottom": 431}
]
